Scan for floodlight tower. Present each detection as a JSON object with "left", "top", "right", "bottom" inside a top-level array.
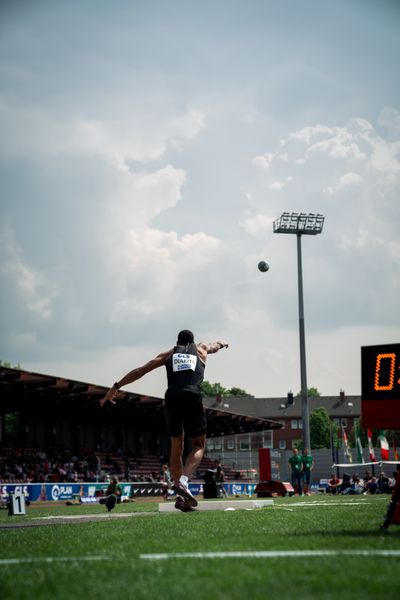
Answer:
[{"left": 273, "top": 212, "right": 325, "bottom": 450}]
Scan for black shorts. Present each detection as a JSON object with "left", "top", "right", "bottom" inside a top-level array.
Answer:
[{"left": 164, "top": 389, "right": 207, "bottom": 438}]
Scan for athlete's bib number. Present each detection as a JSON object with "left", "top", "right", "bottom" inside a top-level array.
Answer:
[{"left": 172, "top": 353, "right": 197, "bottom": 372}]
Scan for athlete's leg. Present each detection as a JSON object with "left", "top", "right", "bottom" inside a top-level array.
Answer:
[
  {"left": 169, "top": 434, "right": 184, "bottom": 483},
  {"left": 183, "top": 434, "right": 206, "bottom": 478},
  {"left": 171, "top": 434, "right": 201, "bottom": 509}
]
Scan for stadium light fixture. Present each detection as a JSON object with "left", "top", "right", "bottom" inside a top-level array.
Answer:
[{"left": 273, "top": 211, "right": 325, "bottom": 450}]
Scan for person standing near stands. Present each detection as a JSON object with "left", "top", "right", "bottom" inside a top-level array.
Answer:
[
  {"left": 214, "top": 459, "right": 228, "bottom": 497},
  {"left": 161, "top": 463, "right": 172, "bottom": 501},
  {"left": 100, "top": 329, "right": 228, "bottom": 512},
  {"left": 288, "top": 447, "right": 303, "bottom": 496},
  {"left": 302, "top": 447, "right": 314, "bottom": 495},
  {"left": 102, "top": 475, "right": 122, "bottom": 512}
]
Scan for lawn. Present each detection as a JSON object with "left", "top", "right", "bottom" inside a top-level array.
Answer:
[{"left": 0, "top": 495, "right": 399, "bottom": 599}]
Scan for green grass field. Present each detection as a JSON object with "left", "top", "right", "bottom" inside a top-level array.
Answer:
[{"left": 1, "top": 495, "right": 399, "bottom": 599}]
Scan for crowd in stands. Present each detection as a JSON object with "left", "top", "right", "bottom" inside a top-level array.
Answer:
[
  {"left": 327, "top": 469, "right": 398, "bottom": 495},
  {"left": 1, "top": 446, "right": 103, "bottom": 484},
  {"left": 0, "top": 445, "right": 232, "bottom": 485}
]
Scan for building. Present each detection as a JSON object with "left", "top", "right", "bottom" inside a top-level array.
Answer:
[{"left": 203, "top": 392, "right": 360, "bottom": 450}]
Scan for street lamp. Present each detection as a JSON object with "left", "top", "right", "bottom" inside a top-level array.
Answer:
[{"left": 273, "top": 212, "right": 325, "bottom": 450}]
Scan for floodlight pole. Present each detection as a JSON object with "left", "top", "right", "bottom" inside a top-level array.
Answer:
[
  {"left": 296, "top": 232, "right": 310, "bottom": 451},
  {"left": 273, "top": 212, "right": 324, "bottom": 452}
]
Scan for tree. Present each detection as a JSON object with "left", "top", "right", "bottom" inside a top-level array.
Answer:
[
  {"left": 227, "top": 386, "right": 251, "bottom": 396},
  {"left": 201, "top": 381, "right": 228, "bottom": 396},
  {"left": 308, "top": 387, "right": 321, "bottom": 397},
  {"left": 201, "top": 380, "right": 252, "bottom": 397},
  {"left": 296, "top": 387, "right": 321, "bottom": 398},
  {"left": 309, "top": 407, "right": 331, "bottom": 449},
  {"left": 0, "top": 360, "right": 22, "bottom": 369}
]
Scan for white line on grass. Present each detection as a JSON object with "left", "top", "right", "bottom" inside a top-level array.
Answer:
[
  {"left": 35, "top": 512, "right": 142, "bottom": 520},
  {"left": 0, "top": 556, "right": 112, "bottom": 566},
  {"left": 140, "top": 550, "right": 400, "bottom": 560},
  {"left": 275, "top": 501, "right": 379, "bottom": 507}
]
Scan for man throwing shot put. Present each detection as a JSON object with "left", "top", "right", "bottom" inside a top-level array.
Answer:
[{"left": 100, "top": 330, "right": 229, "bottom": 512}]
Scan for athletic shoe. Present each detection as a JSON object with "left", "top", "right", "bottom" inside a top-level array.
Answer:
[
  {"left": 174, "top": 496, "right": 196, "bottom": 512},
  {"left": 105, "top": 494, "right": 116, "bottom": 512},
  {"left": 173, "top": 482, "right": 198, "bottom": 507}
]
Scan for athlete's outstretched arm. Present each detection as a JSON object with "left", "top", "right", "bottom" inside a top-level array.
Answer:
[
  {"left": 202, "top": 341, "right": 229, "bottom": 353},
  {"left": 100, "top": 348, "right": 173, "bottom": 407},
  {"left": 197, "top": 340, "right": 229, "bottom": 362}
]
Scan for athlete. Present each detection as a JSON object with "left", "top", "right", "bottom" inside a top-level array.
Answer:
[{"left": 100, "top": 330, "right": 229, "bottom": 511}]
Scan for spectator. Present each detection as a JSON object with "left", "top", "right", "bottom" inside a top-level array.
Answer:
[
  {"left": 364, "top": 469, "right": 372, "bottom": 483},
  {"left": 364, "top": 477, "right": 378, "bottom": 495},
  {"left": 100, "top": 476, "right": 122, "bottom": 512},
  {"left": 214, "top": 460, "right": 228, "bottom": 497},
  {"left": 288, "top": 448, "right": 303, "bottom": 496},
  {"left": 161, "top": 464, "right": 172, "bottom": 501},
  {"left": 328, "top": 473, "right": 342, "bottom": 495},
  {"left": 343, "top": 474, "right": 364, "bottom": 495},
  {"left": 378, "top": 472, "right": 390, "bottom": 494},
  {"left": 301, "top": 448, "right": 314, "bottom": 496}
]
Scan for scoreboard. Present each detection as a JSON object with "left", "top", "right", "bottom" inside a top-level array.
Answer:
[{"left": 361, "top": 343, "right": 400, "bottom": 428}]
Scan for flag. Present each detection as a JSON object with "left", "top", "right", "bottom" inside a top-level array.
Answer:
[
  {"left": 367, "top": 429, "right": 376, "bottom": 462},
  {"left": 356, "top": 437, "right": 365, "bottom": 464},
  {"left": 342, "top": 426, "right": 352, "bottom": 463},
  {"left": 378, "top": 431, "right": 389, "bottom": 461}
]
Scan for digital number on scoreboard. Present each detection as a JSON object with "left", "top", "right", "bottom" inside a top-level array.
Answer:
[{"left": 361, "top": 343, "right": 400, "bottom": 428}]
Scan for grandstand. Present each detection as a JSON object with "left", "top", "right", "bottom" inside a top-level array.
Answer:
[{"left": 0, "top": 366, "right": 277, "bottom": 487}]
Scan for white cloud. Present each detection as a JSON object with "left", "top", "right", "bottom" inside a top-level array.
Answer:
[
  {"left": 167, "top": 110, "right": 205, "bottom": 143},
  {"left": 253, "top": 117, "right": 400, "bottom": 194},
  {"left": 308, "top": 135, "right": 365, "bottom": 160},
  {"left": 252, "top": 151, "right": 288, "bottom": 170},
  {"left": 269, "top": 180, "right": 285, "bottom": 190},
  {"left": 324, "top": 171, "right": 362, "bottom": 195},
  {"left": 0, "top": 102, "right": 205, "bottom": 171},
  {"left": 114, "top": 164, "right": 187, "bottom": 224},
  {"left": 110, "top": 228, "right": 221, "bottom": 321},
  {"left": 378, "top": 107, "right": 400, "bottom": 137},
  {"left": 239, "top": 211, "right": 274, "bottom": 236},
  {"left": 252, "top": 152, "right": 275, "bottom": 169},
  {"left": 288, "top": 124, "right": 333, "bottom": 145},
  {"left": 0, "top": 227, "right": 57, "bottom": 319},
  {"left": 367, "top": 139, "right": 400, "bottom": 173}
]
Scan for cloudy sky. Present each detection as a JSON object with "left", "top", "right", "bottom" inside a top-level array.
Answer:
[{"left": 1, "top": 0, "right": 399, "bottom": 400}]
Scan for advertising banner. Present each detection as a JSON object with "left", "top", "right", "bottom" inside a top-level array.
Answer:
[{"left": 0, "top": 481, "right": 255, "bottom": 502}]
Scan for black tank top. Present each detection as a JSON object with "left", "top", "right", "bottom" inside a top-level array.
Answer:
[{"left": 165, "top": 342, "right": 205, "bottom": 393}]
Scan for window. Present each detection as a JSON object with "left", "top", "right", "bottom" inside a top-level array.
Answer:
[
  {"left": 291, "top": 419, "right": 298, "bottom": 429},
  {"left": 341, "top": 418, "right": 348, "bottom": 428},
  {"left": 227, "top": 439, "right": 235, "bottom": 450},
  {"left": 240, "top": 438, "right": 250, "bottom": 451},
  {"left": 207, "top": 440, "right": 214, "bottom": 450},
  {"left": 298, "top": 420, "right": 303, "bottom": 429},
  {"left": 279, "top": 440, "right": 286, "bottom": 450},
  {"left": 214, "top": 439, "right": 222, "bottom": 450}
]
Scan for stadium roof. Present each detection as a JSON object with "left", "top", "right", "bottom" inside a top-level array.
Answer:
[{"left": 0, "top": 367, "right": 282, "bottom": 437}]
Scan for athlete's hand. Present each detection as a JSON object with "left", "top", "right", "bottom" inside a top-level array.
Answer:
[{"left": 99, "top": 383, "right": 119, "bottom": 407}]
